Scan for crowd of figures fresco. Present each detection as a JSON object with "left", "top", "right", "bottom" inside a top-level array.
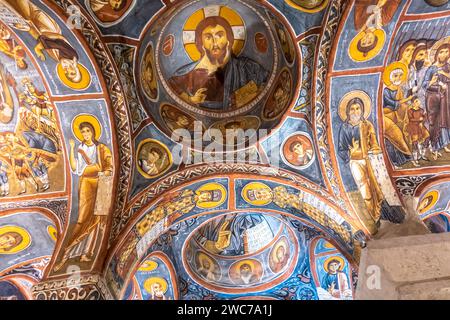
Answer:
[{"left": 1, "top": 0, "right": 450, "bottom": 301}]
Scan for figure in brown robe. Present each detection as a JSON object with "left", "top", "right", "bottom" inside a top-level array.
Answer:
[{"left": 354, "top": 0, "right": 402, "bottom": 31}]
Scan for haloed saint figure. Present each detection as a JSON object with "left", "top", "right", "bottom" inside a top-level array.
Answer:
[
  {"left": 168, "top": 16, "right": 269, "bottom": 111},
  {"left": 54, "top": 115, "right": 113, "bottom": 271}
]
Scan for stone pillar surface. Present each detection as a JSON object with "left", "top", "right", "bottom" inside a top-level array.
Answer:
[
  {"left": 31, "top": 273, "right": 113, "bottom": 300},
  {"left": 356, "top": 232, "right": 450, "bottom": 300}
]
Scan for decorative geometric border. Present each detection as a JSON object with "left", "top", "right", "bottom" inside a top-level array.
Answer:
[
  {"left": 395, "top": 175, "right": 435, "bottom": 197},
  {"left": 313, "top": 0, "right": 348, "bottom": 208},
  {"left": 0, "top": 199, "right": 68, "bottom": 228},
  {"left": 126, "top": 163, "right": 341, "bottom": 217}
]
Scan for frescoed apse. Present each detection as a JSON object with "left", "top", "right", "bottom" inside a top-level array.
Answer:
[{"left": 124, "top": 208, "right": 354, "bottom": 300}]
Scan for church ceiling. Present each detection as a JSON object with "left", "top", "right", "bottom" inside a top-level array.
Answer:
[{"left": 0, "top": 0, "right": 449, "bottom": 300}]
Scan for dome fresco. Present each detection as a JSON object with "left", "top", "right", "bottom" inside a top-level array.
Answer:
[
  {"left": 123, "top": 209, "right": 353, "bottom": 300},
  {"left": 0, "top": 0, "right": 450, "bottom": 301},
  {"left": 183, "top": 212, "right": 299, "bottom": 293},
  {"left": 136, "top": 0, "right": 300, "bottom": 148}
]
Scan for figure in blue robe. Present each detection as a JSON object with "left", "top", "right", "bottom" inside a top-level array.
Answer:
[{"left": 423, "top": 61, "right": 450, "bottom": 152}]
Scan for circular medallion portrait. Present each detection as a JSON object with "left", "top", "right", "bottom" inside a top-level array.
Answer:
[
  {"left": 151, "top": 1, "right": 284, "bottom": 117},
  {"left": 229, "top": 259, "right": 264, "bottom": 286},
  {"left": 285, "top": 0, "right": 329, "bottom": 13},
  {"left": 195, "top": 251, "right": 222, "bottom": 282},
  {"left": 47, "top": 225, "right": 57, "bottom": 242},
  {"left": 136, "top": 139, "right": 173, "bottom": 179},
  {"left": 349, "top": 28, "right": 386, "bottom": 63},
  {"left": 0, "top": 225, "right": 31, "bottom": 255},
  {"left": 195, "top": 182, "right": 227, "bottom": 209},
  {"left": 160, "top": 104, "right": 199, "bottom": 134},
  {"left": 137, "top": 0, "right": 300, "bottom": 147},
  {"left": 418, "top": 190, "right": 439, "bottom": 215},
  {"left": 241, "top": 181, "right": 273, "bottom": 206},
  {"left": 281, "top": 133, "right": 315, "bottom": 169},
  {"left": 56, "top": 62, "right": 91, "bottom": 91},
  {"left": 269, "top": 236, "right": 291, "bottom": 273}
]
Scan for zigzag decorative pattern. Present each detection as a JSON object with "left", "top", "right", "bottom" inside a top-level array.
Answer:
[
  {"left": 395, "top": 175, "right": 433, "bottom": 197},
  {"left": 294, "top": 34, "right": 319, "bottom": 116},
  {"left": 0, "top": 199, "right": 68, "bottom": 227},
  {"left": 313, "top": 0, "right": 348, "bottom": 210}
]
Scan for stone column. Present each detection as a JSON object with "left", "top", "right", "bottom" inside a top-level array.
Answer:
[
  {"left": 31, "top": 273, "right": 114, "bottom": 300},
  {"left": 356, "top": 231, "right": 450, "bottom": 299}
]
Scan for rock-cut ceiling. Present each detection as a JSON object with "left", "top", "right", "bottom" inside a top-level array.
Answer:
[{"left": 0, "top": 0, "right": 449, "bottom": 300}]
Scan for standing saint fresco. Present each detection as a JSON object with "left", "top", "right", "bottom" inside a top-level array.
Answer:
[
  {"left": 54, "top": 114, "right": 113, "bottom": 270},
  {"left": 423, "top": 39, "right": 450, "bottom": 158},
  {"left": 320, "top": 257, "right": 352, "bottom": 300},
  {"left": 338, "top": 91, "right": 384, "bottom": 227},
  {"left": 407, "top": 41, "right": 432, "bottom": 109}
]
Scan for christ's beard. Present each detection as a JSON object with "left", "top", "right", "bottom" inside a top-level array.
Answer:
[
  {"left": 241, "top": 270, "right": 251, "bottom": 277},
  {"left": 206, "top": 46, "right": 230, "bottom": 66},
  {"left": 241, "top": 273, "right": 253, "bottom": 284},
  {"left": 350, "top": 114, "right": 361, "bottom": 123}
]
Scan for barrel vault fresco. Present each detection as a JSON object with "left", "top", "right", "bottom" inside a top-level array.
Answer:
[{"left": 0, "top": 0, "right": 449, "bottom": 300}]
